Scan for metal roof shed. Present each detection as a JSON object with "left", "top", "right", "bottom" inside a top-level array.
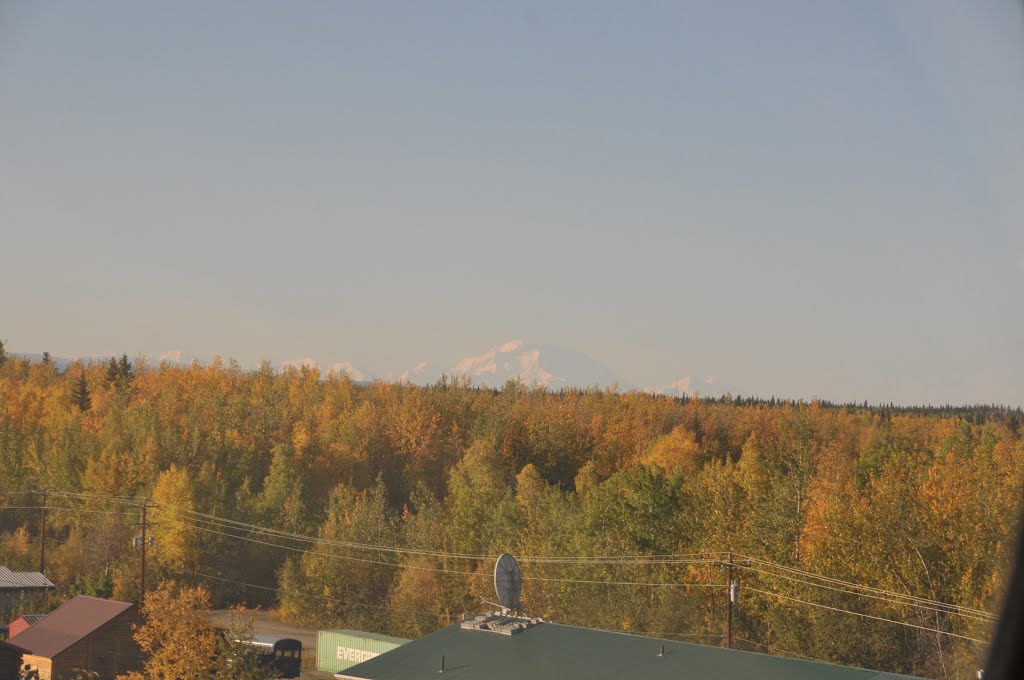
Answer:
[
  {"left": 0, "top": 568, "right": 54, "bottom": 591},
  {"left": 8, "top": 596, "right": 142, "bottom": 680},
  {"left": 337, "top": 618, "right": 924, "bottom": 680}
]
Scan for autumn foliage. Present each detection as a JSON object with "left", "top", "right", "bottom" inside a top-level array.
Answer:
[{"left": 0, "top": 356, "right": 1021, "bottom": 678}]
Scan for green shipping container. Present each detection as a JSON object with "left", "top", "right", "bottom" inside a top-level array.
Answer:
[{"left": 317, "top": 629, "right": 408, "bottom": 673}]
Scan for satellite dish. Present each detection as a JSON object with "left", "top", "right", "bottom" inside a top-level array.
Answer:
[{"left": 494, "top": 553, "right": 523, "bottom": 614}]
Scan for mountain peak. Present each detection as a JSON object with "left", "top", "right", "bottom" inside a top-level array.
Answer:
[{"left": 447, "top": 340, "right": 627, "bottom": 389}]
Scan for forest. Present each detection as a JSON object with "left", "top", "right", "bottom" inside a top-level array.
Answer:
[{"left": 0, "top": 347, "right": 1021, "bottom": 679}]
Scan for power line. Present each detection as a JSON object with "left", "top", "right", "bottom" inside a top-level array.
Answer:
[
  {"left": 114, "top": 490, "right": 995, "bottom": 622},
  {"left": 522, "top": 574, "right": 724, "bottom": 588},
  {"left": 737, "top": 553, "right": 993, "bottom": 614},
  {"left": 733, "top": 637, "right": 819, "bottom": 663},
  {"left": 584, "top": 625, "right": 724, "bottom": 641},
  {"left": 41, "top": 490, "right": 140, "bottom": 505},
  {"left": 161, "top": 517, "right": 487, "bottom": 578},
  {"left": 168, "top": 568, "right": 725, "bottom": 641},
  {"left": 733, "top": 563, "right": 997, "bottom": 624},
  {"left": 0, "top": 505, "right": 140, "bottom": 518},
  {"left": 160, "top": 513, "right": 719, "bottom": 588},
  {"left": 521, "top": 552, "right": 730, "bottom": 565},
  {"left": 165, "top": 515, "right": 726, "bottom": 589},
  {"left": 159, "top": 503, "right": 721, "bottom": 569},
  {"left": 743, "top": 586, "right": 988, "bottom": 644},
  {"left": 8, "top": 494, "right": 721, "bottom": 576},
  {"left": 158, "top": 506, "right": 493, "bottom": 562},
  {"left": 156, "top": 495, "right": 727, "bottom": 565},
  {"left": 17, "top": 489, "right": 997, "bottom": 634},
  {"left": 14, "top": 499, "right": 996, "bottom": 646},
  {"left": 163, "top": 566, "right": 441, "bottom": 619},
  {"left": 734, "top": 554, "right": 994, "bottom": 618}
]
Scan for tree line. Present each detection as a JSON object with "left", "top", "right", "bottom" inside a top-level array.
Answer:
[{"left": 0, "top": 350, "right": 1020, "bottom": 679}]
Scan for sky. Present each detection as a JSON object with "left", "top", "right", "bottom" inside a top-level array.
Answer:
[{"left": 1, "top": 1, "right": 1022, "bottom": 405}]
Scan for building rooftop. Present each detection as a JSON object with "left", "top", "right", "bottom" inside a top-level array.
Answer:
[
  {"left": 0, "top": 639, "right": 29, "bottom": 656},
  {"left": 0, "top": 567, "right": 54, "bottom": 590},
  {"left": 338, "top": 618, "right": 923, "bottom": 680},
  {"left": 10, "top": 615, "right": 47, "bottom": 627},
  {"left": 8, "top": 596, "right": 135, "bottom": 659}
]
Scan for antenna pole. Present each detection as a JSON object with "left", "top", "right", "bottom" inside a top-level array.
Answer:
[
  {"left": 726, "top": 551, "right": 733, "bottom": 649},
  {"left": 38, "top": 490, "right": 47, "bottom": 575}
]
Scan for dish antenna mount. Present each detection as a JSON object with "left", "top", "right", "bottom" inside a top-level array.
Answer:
[{"left": 494, "top": 553, "right": 523, "bottom": 615}]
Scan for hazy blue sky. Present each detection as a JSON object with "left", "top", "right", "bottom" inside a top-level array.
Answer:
[{"left": 1, "top": 1, "right": 1022, "bottom": 405}]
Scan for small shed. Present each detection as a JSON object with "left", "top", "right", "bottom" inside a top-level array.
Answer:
[
  {"left": 8, "top": 615, "right": 46, "bottom": 640},
  {"left": 0, "top": 639, "right": 27, "bottom": 680},
  {"left": 8, "top": 596, "right": 142, "bottom": 680},
  {"left": 0, "top": 568, "right": 54, "bottom": 611}
]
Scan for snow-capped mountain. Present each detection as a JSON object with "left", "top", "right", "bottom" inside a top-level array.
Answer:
[
  {"left": 642, "top": 375, "right": 736, "bottom": 398},
  {"left": 442, "top": 339, "right": 630, "bottom": 389},
  {"left": 312, "top": 341, "right": 629, "bottom": 390},
  {"left": 426, "top": 340, "right": 733, "bottom": 395},
  {"left": 14, "top": 343, "right": 732, "bottom": 397},
  {"left": 398, "top": 340, "right": 738, "bottom": 396}
]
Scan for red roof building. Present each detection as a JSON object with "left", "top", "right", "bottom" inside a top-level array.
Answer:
[
  {"left": 8, "top": 596, "right": 142, "bottom": 680},
  {"left": 7, "top": 615, "right": 46, "bottom": 640}
]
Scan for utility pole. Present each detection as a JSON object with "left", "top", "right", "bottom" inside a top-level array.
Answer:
[
  {"left": 726, "top": 551, "right": 734, "bottom": 649},
  {"left": 38, "top": 490, "right": 47, "bottom": 575},
  {"left": 139, "top": 497, "right": 148, "bottom": 608}
]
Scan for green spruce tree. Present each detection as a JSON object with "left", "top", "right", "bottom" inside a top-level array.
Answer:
[
  {"left": 118, "top": 353, "right": 134, "bottom": 382},
  {"left": 105, "top": 357, "right": 120, "bottom": 385},
  {"left": 71, "top": 371, "right": 92, "bottom": 412}
]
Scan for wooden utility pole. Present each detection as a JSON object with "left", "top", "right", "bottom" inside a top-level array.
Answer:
[
  {"left": 139, "top": 497, "right": 148, "bottom": 607},
  {"left": 726, "top": 551, "right": 734, "bottom": 649},
  {"left": 38, "top": 490, "right": 47, "bottom": 575}
]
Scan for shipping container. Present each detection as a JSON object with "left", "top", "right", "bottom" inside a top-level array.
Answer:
[{"left": 317, "top": 629, "right": 408, "bottom": 674}]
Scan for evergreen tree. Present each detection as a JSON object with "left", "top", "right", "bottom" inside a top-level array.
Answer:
[
  {"left": 105, "top": 357, "right": 120, "bottom": 385},
  {"left": 0, "top": 338, "right": 6, "bottom": 366},
  {"left": 41, "top": 351, "right": 51, "bottom": 364},
  {"left": 71, "top": 371, "right": 92, "bottom": 412},
  {"left": 118, "top": 353, "right": 134, "bottom": 382}
]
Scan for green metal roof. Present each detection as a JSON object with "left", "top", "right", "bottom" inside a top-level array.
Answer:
[{"left": 337, "top": 620, "right": 924, "bottom": 680}]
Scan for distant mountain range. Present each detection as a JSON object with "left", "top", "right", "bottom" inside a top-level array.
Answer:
[
  {"left": 384, "top": 339, "right": 632, "bottom": 390},
  {"left": 12, "top": 341, "right": 733, "bottom": 397}
]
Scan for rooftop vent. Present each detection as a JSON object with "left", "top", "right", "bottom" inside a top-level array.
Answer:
[{"left": 460, "top": 614, "right": 541, "bottom": 636}]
